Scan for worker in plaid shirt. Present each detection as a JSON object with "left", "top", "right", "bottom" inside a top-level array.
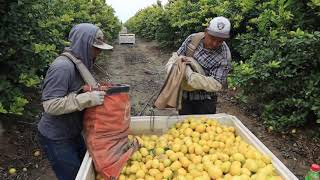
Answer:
[{"left": 177, "top": 17, "right": 232, "bottom": 115}]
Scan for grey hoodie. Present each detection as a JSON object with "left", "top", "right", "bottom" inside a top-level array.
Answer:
[{"left": 38, "top": 23, "right": 99, "bottom": 140}]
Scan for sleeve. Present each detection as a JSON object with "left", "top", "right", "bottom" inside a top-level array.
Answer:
[
  {"left": 177, "top": 34, "right": 193, "bottom": 56},
  {"left": 210, "top": 60, "right": 231, "bottom": 85},
  {"left": 210, "top": 43, "right": 232, "bottom": 85},
  {"left": 185, "top": 66, "right": 222, "bottom": 92},
  {"left": 41, "top": 64, "right": 71, "bottom": 101}
]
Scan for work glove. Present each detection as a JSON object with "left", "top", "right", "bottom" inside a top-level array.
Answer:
[
  {"left": 76, "top": 91, "right": 106, "bottom": 107},
  {"left": 43, "top": 91, "right": 106, "bottom": 116},
  {"left": 183, "top": 65, "right": 222, "bottom": 92}
]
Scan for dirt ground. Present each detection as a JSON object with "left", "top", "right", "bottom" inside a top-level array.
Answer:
[{"left": 0, "top": 37, "right": 319, "bottom": 180}]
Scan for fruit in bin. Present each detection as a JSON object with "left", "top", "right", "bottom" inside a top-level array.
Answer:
[{"left": 115, "top": 116, "right": 280, "bottom": 179}]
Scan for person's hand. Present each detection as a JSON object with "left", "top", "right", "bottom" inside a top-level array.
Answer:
[
  {"left": 76, "top": 90, "right": 106, "bottom": 108},
  {"left": 89, "top": 91, "right": 106, "bottom": 105},
  {"left": 181, "top": 57, "right": 191, "bottom": 64}
]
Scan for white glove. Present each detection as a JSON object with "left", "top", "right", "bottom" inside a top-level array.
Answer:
[
  {"left": 184, "top": 66, "right": 222, "bottom": 92},
  {"left": 77, "top": 91, "right": 106, "bottom": 107}
]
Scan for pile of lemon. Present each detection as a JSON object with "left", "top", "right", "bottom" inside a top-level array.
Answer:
[{"left": 98, "top": 116, "right": 283, "bottom": 180}]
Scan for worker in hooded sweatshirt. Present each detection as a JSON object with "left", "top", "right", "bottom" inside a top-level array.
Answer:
[{"left": 37, "top": 23, "right": 113, "bottom": 180}]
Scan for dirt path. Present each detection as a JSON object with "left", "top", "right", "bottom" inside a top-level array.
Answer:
[{"left": 1, "top": 37, "right": 318, "bottom": 180}]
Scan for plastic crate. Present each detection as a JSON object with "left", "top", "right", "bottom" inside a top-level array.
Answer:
[
  {"left": 76, "top": 113, "right": 298, "bottom": 180},
  {"left": 119, "top": 33, "right": 135, "bottom": 44}
]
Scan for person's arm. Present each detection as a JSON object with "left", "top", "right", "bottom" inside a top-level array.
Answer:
[
  {"left": 43, "top": 91, "right": 105, "bottom": 116},
  {"left": 165, "top": 35, "right": 193, "bottom": 74},
  {"left": 41, "top": 63, "right": 105, "bottom": 116},
  {"left": 185, "top": 66, "right": 222, "bottom": 92},
  {"left": 185, "top": 44, "right": 232, "bottom": 92}
]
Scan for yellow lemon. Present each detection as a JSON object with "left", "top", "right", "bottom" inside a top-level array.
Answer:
[
  {"left": 208, "top": 165, "right": 223, "bottom": 179},
  {"left": 244, "top": 159, "right": 258, "bottom": 173},
  {"left": 151, "top": 159, "right": 160, "bottom": 169},
  {"left": 136, "top": 170, "right": 145, "bottom": 178},
  {"left": 162, "top": 169, "right": 173, "bottom": 178},
  {"left": 170, "top": 161, "right": 182, "bottom": 171}
]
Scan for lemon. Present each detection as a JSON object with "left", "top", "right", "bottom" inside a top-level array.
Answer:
[
  {"left": 189, "top": 169, "right": 202, "bottom": 177},
  {"left": 195, "top": 145, "right": 203, "bottom": 155},
  {"left": 151, "top": 159, "right": 160, "bottom": 169},
  {"left": 136, "top": 169, "right": 145, "bottom": 178},
  {"left": 145, "top": 175, "right": 155, "bottom": 180},
  {"left": 163, "top": 158, "right": 171, "bottom": 167},
  {"left": 203, "top": 161, "right": 213, "bottom": 171},
  {"left": 196, "top": 124, "right": 206, "bottom": 133},
  {"left": 196, "top": 163, "right": 204, "bottom": 171},
  {"left": 176, "top": 175, "right": 187, "bottom": 180},
  {"left": 232, "top": 153, "right": 245, "bottom": 163},
  {"left": 220, "top": 161, "right": 231, "bottom": 173},
  {"left": 208, "top": 165, "right": 223, "bottom": 179},
  {"left": 261, "top": 155, "right": 272, "bottom": 164},
  {"left": 244, "top": 159, "right": 258, "bottom": 173},
  {"left": 148, "top": 168, "right": 160, "bottom": 176},
  {"left": 163, "top": 169, "right": 173, "bottom": 178},
  {"left": 202, "top": 145, "right": 210, "bottom": 153},
  {"left": 145, "top": 160, "right": 152, "bottom": 169},
  {"left": 159, "top": 163, "right": 165, "bottom": 171},
  {"left": 201, "top": 155, "right": 211, "bottom": 163},
  {"left": 191, "top": 155, "right": 202, "bottom": 164},
  {"left": 188, "top": 144, "right": 195, "bottom": 154},
  {"left": 140, "top": 148, "right": 149, "bottom": 157},
  {"left": 180, "top": 158, "right": 190, "bottom": 168},
  {"left": 128, "top": 174, "right": 136, "bottom": 180},
  {"left": 241, "top": 167, "right": 251, "bottom": 176},
  {"left": 172, "top": 144, "right": 181, "bottom": 152},
  {"left": 177, "top": 168, "right": 187, "bottom": 175},
  {"left": 118, "top": 174, "right": 126, "bottom": 180},
  {"left": 229, "top": 163, "right": 241, "bottom": 176},
  {"left": 150, "top": 135, "right": 158, "bottom": 141},
  {"left": 170, "top": 161, "right": 182, "bottom": 171},
  {"left": 9, "top": 168, "right": 17, "bottom": 174},
  {"left": 180, "top": 145, "right": 188, "bottom": 154},
  {"left": 169, "top": 153, "right": 178, "bottom": 161},
  {"left": 184, "top": 128, "right": 193, "bottom": 136}
]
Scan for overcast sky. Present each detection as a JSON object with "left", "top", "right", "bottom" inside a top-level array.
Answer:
[{"left": 106, "top": 0, "right": 168, "bottom": 23}]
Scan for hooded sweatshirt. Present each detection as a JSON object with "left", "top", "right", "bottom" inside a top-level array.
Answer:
[{"left": 38, "top": 23, "right": 99, "bottom": 140}]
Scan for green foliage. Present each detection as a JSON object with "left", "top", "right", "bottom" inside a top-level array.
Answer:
[
  {"left": 0, "top": 0, "right": 121, "bottom": 115},
  {"left": 126, "top": 0, "right": 320, "bottom": 130}
]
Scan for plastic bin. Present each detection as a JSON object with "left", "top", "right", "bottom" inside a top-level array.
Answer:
[
  {"left": 76, "top": 113, "right": 298, "bottom": 180},
  {"left": 119, "top": 33, "right": 135, "bottom": 44}
]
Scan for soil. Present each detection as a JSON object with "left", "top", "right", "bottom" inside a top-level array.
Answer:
[{"left": 0, "top": 37, "right": 319, "bottom": 180}]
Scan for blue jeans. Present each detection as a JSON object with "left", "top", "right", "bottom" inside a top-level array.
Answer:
[{"left": 38, "top": 132, "right": 86, "bottom": 180}]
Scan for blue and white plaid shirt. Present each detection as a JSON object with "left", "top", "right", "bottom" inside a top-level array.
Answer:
[{"left": 177, "top": 33, "right": 232, "bottom": 100}]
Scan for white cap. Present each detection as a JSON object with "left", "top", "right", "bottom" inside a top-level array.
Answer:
[
  {"left": 207, "top": 17, "right": 231, "bottom": 39},
  {"left": 92, "top": 29, "right": 113, "bottom": 50}
]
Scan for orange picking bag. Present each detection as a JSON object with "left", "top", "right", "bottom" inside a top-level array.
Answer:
[{"left": 82, "top": 84, "right": 139, "bottom": 179}]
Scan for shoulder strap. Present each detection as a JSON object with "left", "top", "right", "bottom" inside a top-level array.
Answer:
[
  {"left": 61, "top": 52, "right": 98, "bottom": 88},
  {"left": 186, "top": 32, "right": 205, "bottom": 57}
]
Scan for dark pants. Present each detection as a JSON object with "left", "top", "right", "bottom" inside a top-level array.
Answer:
[
  {"left": 38, "top": 132, "right": 86, "bottom": 180},
  {"left": 179, "top": 97, "right": 217, "bottom": 115}
]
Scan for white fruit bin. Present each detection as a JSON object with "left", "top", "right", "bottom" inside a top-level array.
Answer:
[
  {"left": 76, "top": 113, "right": 298, "bottom": 180},
  {"left": 119, "top": 33, "right": 135, "bottom": 44}
]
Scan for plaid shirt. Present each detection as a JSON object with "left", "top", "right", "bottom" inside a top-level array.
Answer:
[{"left": 177, "top": 33, "right": 231, "bottom": 100}]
